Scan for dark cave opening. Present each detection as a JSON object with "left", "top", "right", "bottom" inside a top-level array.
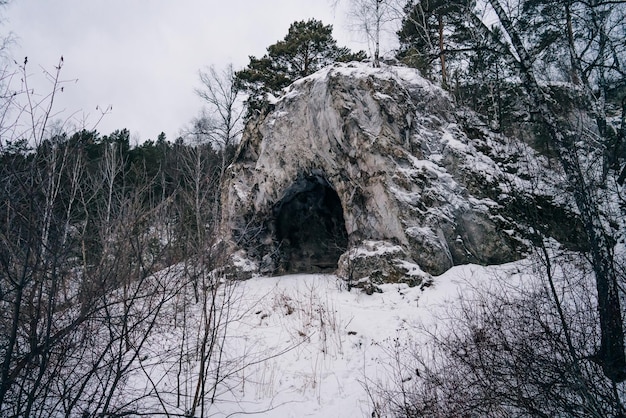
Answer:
[{"left": 274, "top": 175, "right": 348, "bottom": 274}]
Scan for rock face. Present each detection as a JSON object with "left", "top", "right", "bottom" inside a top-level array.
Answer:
[{"left": 217, "top": 62, "right": 551, "bottom": 284}]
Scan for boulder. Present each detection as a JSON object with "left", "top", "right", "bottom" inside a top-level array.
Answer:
[{"left": 216, "top": 62, "right": 538, "bottom": 284}]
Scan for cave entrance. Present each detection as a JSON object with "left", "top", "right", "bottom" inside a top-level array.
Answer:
[{"left": 274, "top": 175, "right": 348, "bottom": 274}]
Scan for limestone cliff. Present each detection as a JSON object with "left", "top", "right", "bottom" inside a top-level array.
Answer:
[{"left": 216, "top": 62, "right": 576, "bottom": 285}]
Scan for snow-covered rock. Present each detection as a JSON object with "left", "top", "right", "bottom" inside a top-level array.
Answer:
[{"left": 217, "top": 62, "right": 568, "bottom": 282}]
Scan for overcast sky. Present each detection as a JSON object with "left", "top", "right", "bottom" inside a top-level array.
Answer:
[{"left": 4, "top": 1, "right": 365, "bottom": 143}]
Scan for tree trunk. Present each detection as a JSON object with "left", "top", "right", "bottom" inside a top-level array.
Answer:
[
  {"left": 619, "top": 96, "right": 626, "bottom": 185},
  {"left": 438, "top": 14, "right": 447, "bottom": 88},
  {"left": 565, "top": 2, "right": 581, "bottom": 86},
  {"left": 374, "top": 0, "right": 381, "bottom": 67}
]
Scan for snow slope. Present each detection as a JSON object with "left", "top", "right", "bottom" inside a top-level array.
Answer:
[{"left": 128, "top": 260, "right": 529, "bottom": 417}]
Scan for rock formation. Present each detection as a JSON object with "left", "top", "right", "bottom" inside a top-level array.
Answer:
[{"left": 216, "top": 62, "right": 574, "bottom": 286}]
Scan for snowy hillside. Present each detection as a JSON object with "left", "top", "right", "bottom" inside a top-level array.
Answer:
[
  {"left": 2, "top": 58, "right": 622, "bottom": 416},
  {"left": 60, "top": 61, "right": 622, "bottom": 417},
  {"left": 100, "top": 256, "right": 560, "bottom": 417},
  {"left": 4, "top": 1, "right": 625, "bottom": 415}
]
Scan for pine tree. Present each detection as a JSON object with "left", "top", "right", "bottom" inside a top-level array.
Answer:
[
  {"left": 397, "top": 0, "right": 470, "bottom": 87},
  {"left": 235, "top": 19, "right": 366, "bottom": 114}
]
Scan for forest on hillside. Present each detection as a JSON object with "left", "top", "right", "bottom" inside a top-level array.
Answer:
[{"left": 1, "top": 0, "right": 626, "bottom": 416}]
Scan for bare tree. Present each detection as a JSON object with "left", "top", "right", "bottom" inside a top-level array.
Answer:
[
  {"left": 335, "top": 0, "right": 399, "bottom": 67},
  {"left": 369, "top": 242, "right": 624, "bottom": 417},
  {"left": 195, "top": 64, "right": 243, "bottom": 180},
  {"left": 0, "top": 57, "right": 80, "bottom": 415},
  {"left": 481, "top": 0, "right": 626, "bottom": 383},
  {"left": 0, "top": 55, "right": 181, "bottom": 416},
  {"left": 0, "top": 51, "right": 282, "bottom": 416}
]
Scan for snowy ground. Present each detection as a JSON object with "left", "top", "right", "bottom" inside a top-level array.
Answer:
[{"left": 145, "top": 261, "right": 527, "bottom": 417}]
